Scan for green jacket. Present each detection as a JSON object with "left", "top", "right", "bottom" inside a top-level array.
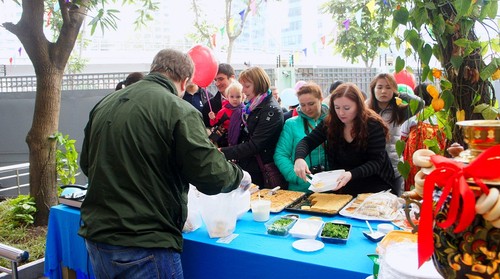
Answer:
[
  {"left": 78, "top": 73, "right": 242, "bottom": 252},
  {"left": 273, "top": 104, "right": 329, "bottom": 192}
]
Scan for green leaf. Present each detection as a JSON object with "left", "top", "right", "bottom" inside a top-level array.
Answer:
[
  {"left": 455, "top": 0, "right": 472, "bottom": 22},
  {"left": 420, "top": 44, "right": 433, "bottom": 66},
  {"left": 396, "top": 139, "right": 406, "bottom": 157},
  {"left": 488, "top": 0, "right": 498, "bottom": 18},
  {"left": 480, "top": 61, "right": 498, "bottom": 81},
  {"left": 398, "top": 160, "right": 411, "bottom": 179},
  {"left": 421, "top": 66, "right": 431, "bottom": 83},
  {"left": 474, "top": 104, "right": 499, "bottom": 120},
  {"left": 472, "top": 93, "right": 481, "bottom": 106},
  {"left": 412, "top": 6, "right": 428, "bottom": 30},
  {"left": 405, "top": 29, "right": 423, "bottom": 51},
  {"left": 434, "top": 14, "right": 446, "bottom": 37},
  {"left": 393, "top": 7, "right": 409, "bottom": 25},
  {"left": 409, "top": 99, "right": 421, "bottom": 115},
  {"left": 395, "top": 56, "right": 405, "bottom": 73},
  {"left": 454, "top": 38, "right": 470, "bottom": 48},
  {"left": 479, "top": 1, "right": 491, "bottom": 20},
  {"left": 450, "top": 55, "right": 464, "bottom": 70},
  {"left": 441, "top": 89, "right": 454, "bottom": 111}
]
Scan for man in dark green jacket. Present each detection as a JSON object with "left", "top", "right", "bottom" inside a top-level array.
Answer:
[{"left": 79, "top": 48, "right": 250, "bottom": 279}]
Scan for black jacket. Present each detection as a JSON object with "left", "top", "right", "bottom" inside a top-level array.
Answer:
[{"left": 221, "top": 95, "right": 284, "bottom": 187}]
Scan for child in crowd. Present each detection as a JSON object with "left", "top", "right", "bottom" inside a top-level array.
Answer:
[{"left": 209, "top": 81, "right": 245, "bottom": 146}]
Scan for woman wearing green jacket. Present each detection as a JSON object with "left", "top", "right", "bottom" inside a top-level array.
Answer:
[{"left": 274, "top": 82, "right": 329, "bottom": 192}]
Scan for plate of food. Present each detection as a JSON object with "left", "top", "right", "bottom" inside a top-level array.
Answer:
[
  {"left": 339, "top": 191, "right": 401, "bottom": 221},
  {"left": 250, "top": 189, "right": 305, "bottom": 213},
  {"left": 285, "top": 193, "right": 353, "bottom": 216},
  {"left": 307, "top": 169, "right": 345, "bottom": 192}
]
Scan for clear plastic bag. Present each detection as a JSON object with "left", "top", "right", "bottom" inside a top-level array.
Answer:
[
  {"left": 182, "top": 185, "right": 203, "bottom": 233},
  {"left": 198, "top": 188, "right": 249, "bottom": 238}
]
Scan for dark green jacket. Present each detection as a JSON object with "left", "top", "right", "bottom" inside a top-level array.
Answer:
[{"left": 78, "top": 73, "right": 242, "bottom": 252}]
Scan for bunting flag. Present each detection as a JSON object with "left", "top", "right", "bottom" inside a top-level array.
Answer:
[
  {"left": 320, "top": 35, "right": 326, "bottom": 47},
  {"left": 54, "top": 1, "right": 60, "bottom": 12},
  {"left": 46, "top": 9, "right": 52, "bottom": 27},
  {"left": 18, "top": 47, "right": 22, "bottom": 56},
  {"left": 211, "top": 34, "right": 217, "bottom": 48},
  {"left": 239, "top": 9, "right": 245, "bottom": 21},
  {"left": 9, "top": 57, "right": 13, "bottom": 65},
  {"left": 220, "top": 26, "right": 225, "bottom": 36},
  {"left": 250, "top": 0, "right": 257, "bottom": 16},
  {"left": 355, "top": 9, "right": 362, "bottom": 26},
  {"left": 312, "top": 42, "right": 317, "bottom": 54},
  {"left": 302, "top": 48, "right": 307, "bottom": 57},
  {"left": 343, "top": 19, "right": 350, "bottom": 31},
  {"left": 228, "top": 18, "right": 235, "bottom": 33},
  {"left": 366, "top": 0, "right": 376, "bottom": 18}
]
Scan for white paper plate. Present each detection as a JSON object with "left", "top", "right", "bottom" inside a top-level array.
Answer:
[
  {"left": 308, "top": 169, "right": 345, "bottom": 192},
  {"left": 292, "top": 239, "right": 325, "bottom": 252}
]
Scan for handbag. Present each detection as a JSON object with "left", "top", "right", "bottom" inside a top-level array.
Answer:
[{"left": 255, "top": 154, "right": 288, "bottom": 190}]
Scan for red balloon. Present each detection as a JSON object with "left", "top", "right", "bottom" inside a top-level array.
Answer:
[
  {"left": 394, "top": 69, "right": 416, "bottom": 90},
  {"left": 187, "top": 45, "right": 218, "bottom": 87}
]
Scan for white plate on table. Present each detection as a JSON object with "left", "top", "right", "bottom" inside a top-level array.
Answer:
[
  {"left": 292, "top": 239, "right": 324, "bottom": 252},
  {"left": 308, "top": 169, "right": 345, "bottom": 192}
]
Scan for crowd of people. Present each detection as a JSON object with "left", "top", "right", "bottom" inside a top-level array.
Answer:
[{"left": 81, "top": 47, "right": 434, "bottom": 278}]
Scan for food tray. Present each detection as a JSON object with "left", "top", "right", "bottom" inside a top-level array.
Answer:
[
  {"left": 250, "top": 189, "right": 305, "bottom": 213},
  {"left": 289, "top": 218, "right": 324, "bottom": 239},
  {"left": 285, "top": 193, "right": 353, "bottom": 216},
  {"left": 339, "top": 193, "right": 399, "bottom": 221},
  {"left": 320, "top": 222, "right": 351, "bottom": 244},
  {"left": 265, "top": 215, "right": 298, "bottom": 236}
]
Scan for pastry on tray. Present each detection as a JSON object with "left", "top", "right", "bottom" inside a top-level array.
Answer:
[{"left": 251, "top": 189, "right": 305, "bottom": 213}]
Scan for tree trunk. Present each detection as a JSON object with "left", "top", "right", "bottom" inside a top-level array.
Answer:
[
  {"left": 2, "top": 0, "right": 89, "bottom": 225},
  {"left": 27, "top": 69, "right": 63, "bottom": 226},
  {"left": 227, "top": 39, "right": 234, "bottom": 64}
]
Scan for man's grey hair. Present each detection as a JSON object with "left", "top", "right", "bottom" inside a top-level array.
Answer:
[{"left": 150, "top": 49, "right": 194, "bottom": 83}]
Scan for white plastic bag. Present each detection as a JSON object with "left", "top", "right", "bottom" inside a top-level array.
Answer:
[
  {"left": 182, "top": 185, "right": 203, "bottom": 233},
  {"left": 198, "top": 188, "right": 249, "bottom": 238}
]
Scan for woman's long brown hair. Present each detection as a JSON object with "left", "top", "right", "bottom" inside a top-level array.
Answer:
[{"left": 324, "top": 82, "right": 388, "bottom": 150}]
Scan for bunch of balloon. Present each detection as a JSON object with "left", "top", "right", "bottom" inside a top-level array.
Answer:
[
  {"left": 394, "top": 69, "right": 416, "bottom": 90},
  {"left": 187, "top": 45, "right": 218, "bottom": 111}
]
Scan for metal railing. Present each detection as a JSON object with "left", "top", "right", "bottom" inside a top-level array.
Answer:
[
  {"left": 0, "top": 67, "right": 378, "bottom": 94},
  {"left": 0, "top": 163, "right": 30, "bottom": 197},
  {"left": 0, "top": 243, "right": 29, "bottom": 279}
]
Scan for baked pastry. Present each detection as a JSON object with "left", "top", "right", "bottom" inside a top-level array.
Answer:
[
  {"left": 250, "top": 189, "right": 305, "bottom": 212},
  {"left": 302, "top": 193, "right": 353, "bottom": 214}
]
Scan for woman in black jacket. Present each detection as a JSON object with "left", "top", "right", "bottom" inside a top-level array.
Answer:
[{"left": 221, "top": 67, "right": 284, "bottom": 188}]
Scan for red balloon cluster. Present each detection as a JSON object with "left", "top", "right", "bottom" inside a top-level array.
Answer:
[
  {"left": 187, "top": 45, "right": 218, "bottom": 88},
  {"left": 394, "top": 69, "right": 416, "bottom": 90}
]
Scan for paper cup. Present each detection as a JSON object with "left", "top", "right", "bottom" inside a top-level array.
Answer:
[{"left": 251, "top": 200, "right": 271, "bottom": 222}]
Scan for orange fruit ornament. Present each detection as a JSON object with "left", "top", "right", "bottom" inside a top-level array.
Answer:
[{"left": 431, "top": 98, "right": 445, "bottom": 111}]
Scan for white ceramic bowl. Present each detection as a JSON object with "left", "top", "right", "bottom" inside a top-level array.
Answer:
[{"left": 308, "top": 169, "right": 345, "bottom": 192}]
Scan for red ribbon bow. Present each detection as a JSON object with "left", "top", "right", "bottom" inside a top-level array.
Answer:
[{"left": 418, "top": 144, "right": 500, "bottom": 267}]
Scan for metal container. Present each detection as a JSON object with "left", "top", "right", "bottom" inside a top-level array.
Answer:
[{"left": 456, "top": 120, "right": 500, "bottom": 157}]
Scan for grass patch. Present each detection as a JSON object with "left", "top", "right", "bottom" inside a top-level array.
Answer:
[{"left": 0, "top": 196, "right": 46, "bottom": 267}]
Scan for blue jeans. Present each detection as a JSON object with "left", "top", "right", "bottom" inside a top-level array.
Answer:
[{"left": 85, "top": 239, "right": 183, "bottom": 279}]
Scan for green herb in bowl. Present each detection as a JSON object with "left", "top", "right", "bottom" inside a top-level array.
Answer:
[
  {"left": 266, "top": 217, "right": 296, "bottom": 236},
  {"left": 321, "top": 222, "right": 351, "bottom": 243}
]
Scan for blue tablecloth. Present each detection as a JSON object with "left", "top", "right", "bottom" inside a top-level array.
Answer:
[{"left": 45, "top": 204, "right": 380, "bottom": 279}]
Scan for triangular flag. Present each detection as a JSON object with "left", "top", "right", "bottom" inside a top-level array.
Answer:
[
  {"left": 355, "top": 9, "right": 362, "bottom": 26},
  {"left": 18, "top": 47, "right": 22, "bottom": 56},
  {"left": 239, "top": 9, "right": 245, "bottom": 21},
  {"left": 250, "top": 0, "right": 257, "bottom": 16},
  {"left": 312, "top": 42, "right": 317, "bottom": 54},
  {"left": 320, "top": 35, "right": 326, "bottom": 47},
  {"left": 211, "top": 34, "right": 217, "bottom": 48},
  {"left": 302, "top": 48, "right": 307, "bottom": 57},
  {"left": 228, "top": 18, "right": 235, "bottom": 33},
  {"left": 220, "top": 26, "right": 225, "bottom": 36},
  {"left": 54, "top": 2, "right": 60, "bottom": 12},
  {"left": 366, "top": 0, "right": 376, "bottom": 18},
  {"left": 343, "top": 19, "right": 350, "bottom": 31},
  {"left": 46, "top": 9, "right": 52, "bottom": 27},
  {"left": 9, "top": 57, "right": 13, "bottom": 65}
]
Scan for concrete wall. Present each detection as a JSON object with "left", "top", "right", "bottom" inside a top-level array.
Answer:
[{"left": 0, "top": 89, "right": 111, "bottom": 168}]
